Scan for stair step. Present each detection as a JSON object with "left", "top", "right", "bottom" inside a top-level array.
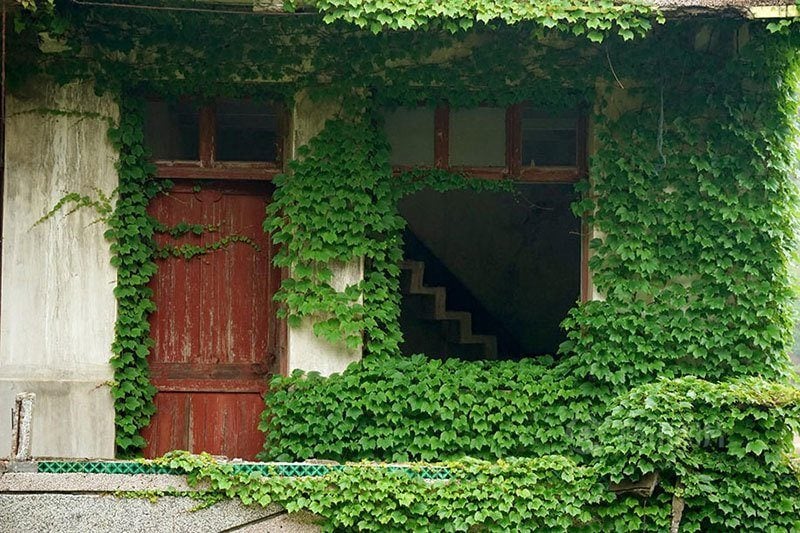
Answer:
[{"left": 400, "top": 260, "right": 497, "bottom": 359}]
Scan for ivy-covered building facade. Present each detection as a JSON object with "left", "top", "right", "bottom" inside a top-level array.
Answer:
[{"left": 2, "top": 0, "right": 800, "bottom": 529}]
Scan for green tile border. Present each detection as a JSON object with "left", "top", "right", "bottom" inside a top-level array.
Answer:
[{"left": 36, "top": 460, "right": 451, "bottom": 480}]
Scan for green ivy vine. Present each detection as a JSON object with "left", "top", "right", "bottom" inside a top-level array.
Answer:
[
  {"left": 149, "top": 450, "right": 612, "bottom": 531},
  {"left": 297, "top": 0, "right": 662, "bottom": 40},
  {"left": 105, "top": 98, "right": 163, "bottom": 455},
  {"left": 33, "top": 187, "right": 116, "bottom": 227},
  {"left": 153, "top": 221, "right": 220, "bottom": 238},
  {"left": 259, "top": 21, "right": 800, "bottom": 530},
  {"left": 155, "top": 235, "right": 262, "bottom": 261}
]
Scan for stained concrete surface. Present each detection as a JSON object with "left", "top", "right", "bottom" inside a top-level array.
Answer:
[{"left": 0, "top": 494, "right": 320, "bottom": 533}]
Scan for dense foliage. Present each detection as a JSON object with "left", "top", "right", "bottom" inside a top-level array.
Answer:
[
  {"left": 155, "top": 450, "right": 612, "bottom": 532},
  {"left": 598, "top": 378, "right": 800, "bottom": 530},
  {"left": 180, "top": 371, "right": 800, "bottom": 530},
  {"left": 265, "top": 116, "right": 404, "bottom": 354},
  {"left": 258, "top": 21, "right": 800, "bottom": 530},
  {"left": 261, "top": 355, "right": 578, "bottom": 461},
  {"left": 298, "top": 0, "right": 660, "bottom": 39}
]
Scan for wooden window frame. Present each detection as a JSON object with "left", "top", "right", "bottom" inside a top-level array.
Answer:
[
  {"left": 424, "top": 103, "right": 587, "bottom": 182},
  {"left": 151, "top": 99, "right": 287, "bottom": 181}
]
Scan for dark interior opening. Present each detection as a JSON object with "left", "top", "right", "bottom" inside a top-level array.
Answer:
[
  {"left": 144, "top": 100, "right": 200, "bottom": 160},
  {"left": 398, "top": 184, "right": 580, "bottom": 361},
  {"left": 215, "top": 99, "right": 278, "bottom": 162}
]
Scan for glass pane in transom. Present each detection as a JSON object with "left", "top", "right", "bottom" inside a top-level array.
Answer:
[
  {"left": 449, "top": 107, "right": 505, "bottom": 167},
  {"left": 144, "top": 100, "right": 200, "bottom": 161},
  {"left": 521, "top": 109, "right": 576, "bottom": 167},
  {"left": 216, "top": 99, "right": 278, "bottom": 162},
  {"left": 383, "top": 107, "right": 435, "bottom": 166}
]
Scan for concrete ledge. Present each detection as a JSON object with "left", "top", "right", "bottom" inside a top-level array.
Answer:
[
  {"left": 0, "top": 470, "right": 321, "bottom": 532},
  {"left": 0, "top": 494, "right": 316, "bottom": 533},
  {"left": 0, "top": 473, "right": 195, "bottom": 492}
]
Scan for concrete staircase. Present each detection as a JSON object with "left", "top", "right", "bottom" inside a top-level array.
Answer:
[{"left": 400, "top": 260, "right": 498, "bottom": 359}]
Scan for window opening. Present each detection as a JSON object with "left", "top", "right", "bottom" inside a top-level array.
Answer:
[
  {"left": 521, "top": 108, "right": 577, "bottom": 167},
  {"left": 382, "top": 103, "right": 584, "bottom": 182},
  {"left": 449, "top": 107, "right": 506, "bottom": 167},
  {"left": 399, "top": 184, "right": 581, "bottom": 361},
  {"left": 144, "top": 97, "right": 284, "bottom": 181},
  {"left": 385, "top": 103, "right": 587, "bottom": 360}
]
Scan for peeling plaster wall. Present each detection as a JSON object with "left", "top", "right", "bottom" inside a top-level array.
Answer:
[
  {"left": 0, "top": 80, "right": 119, "bottom": 459},
  {"left": 285, "top": 91, "right": 363, "bottom": 375}
]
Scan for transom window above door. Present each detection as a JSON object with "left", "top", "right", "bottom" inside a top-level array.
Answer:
[
  {"left": 382, "top": 104, "right": 587, "bottom": 182},
  {"left": 144, "top": 98, "right": 285, "bottom": 180}
]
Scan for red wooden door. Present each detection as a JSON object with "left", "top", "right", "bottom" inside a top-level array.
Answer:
[{"left": 142, "top": 181, "right": 279, "bottom": 460}]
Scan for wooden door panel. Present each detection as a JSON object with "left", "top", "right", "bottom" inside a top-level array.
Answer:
[
  {"left": 189, "top": 392, "right": 266, "bottom": 459},
  {"left": 145, "top": 393, "right": 190, "bottom": 453},
  {"left": 143, "top": 181, "right": 277, "bottom": 460},
  {"left": 144, "top": 392, "right": 266, "bottom": 459}
]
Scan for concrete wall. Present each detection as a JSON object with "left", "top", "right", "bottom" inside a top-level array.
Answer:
[
  {"left": 284, "top": 91, "right": 363, "bottom": 375},
  {"left": 0, "top": 80, "right": 119, "bottom": 459}
]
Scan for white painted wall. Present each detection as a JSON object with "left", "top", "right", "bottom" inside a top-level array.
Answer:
[
  {"left": 285, "top": 91, "right": 363, "bottom": 375},
  {"left": 286, "top": 260, "right": 365, "bottom": 375},
  {"left": 0, "top": 79, "right": 119, "bottom": 459}
]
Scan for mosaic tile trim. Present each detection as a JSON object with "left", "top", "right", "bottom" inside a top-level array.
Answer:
[{"left": 36, "top": 460, "right": 451, "bottom": 479}]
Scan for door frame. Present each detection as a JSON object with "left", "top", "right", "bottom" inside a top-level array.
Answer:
[{"left": 150, "top": 97, "right": 290, "bottom": 375}]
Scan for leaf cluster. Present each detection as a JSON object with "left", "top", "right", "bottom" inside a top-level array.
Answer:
[
  {"left": 260, "top": 355, "right": 587, "bottom": 462},
  {"left": 149, "top": 450, "right": 610, "bottom": 532},
  {"left": 33, "top": 187, "right": 117, "bottom": 227},
  {"left": 297, "top": 0, "right": 661, "bottom": 41},
  {"left": 597, "top": 377, "right": 800, "bottom": 531}
]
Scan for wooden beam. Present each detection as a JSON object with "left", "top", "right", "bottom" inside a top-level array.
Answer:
[
  {"left": 198, "top": 104, "right": 216, "bottom": 166},
  {"left": 506, "top": 104, "right": 521, "bottom": 176},
  {"left": 155, "top": 163, "right": 280, "bottom": 181},
  {"left": 434, "top": 105, "right": 449, "bottom": 169}
]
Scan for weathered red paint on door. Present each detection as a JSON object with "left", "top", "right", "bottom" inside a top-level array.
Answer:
[{"left": 142, "top": 181, "right": 279, "bottom": 460}]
